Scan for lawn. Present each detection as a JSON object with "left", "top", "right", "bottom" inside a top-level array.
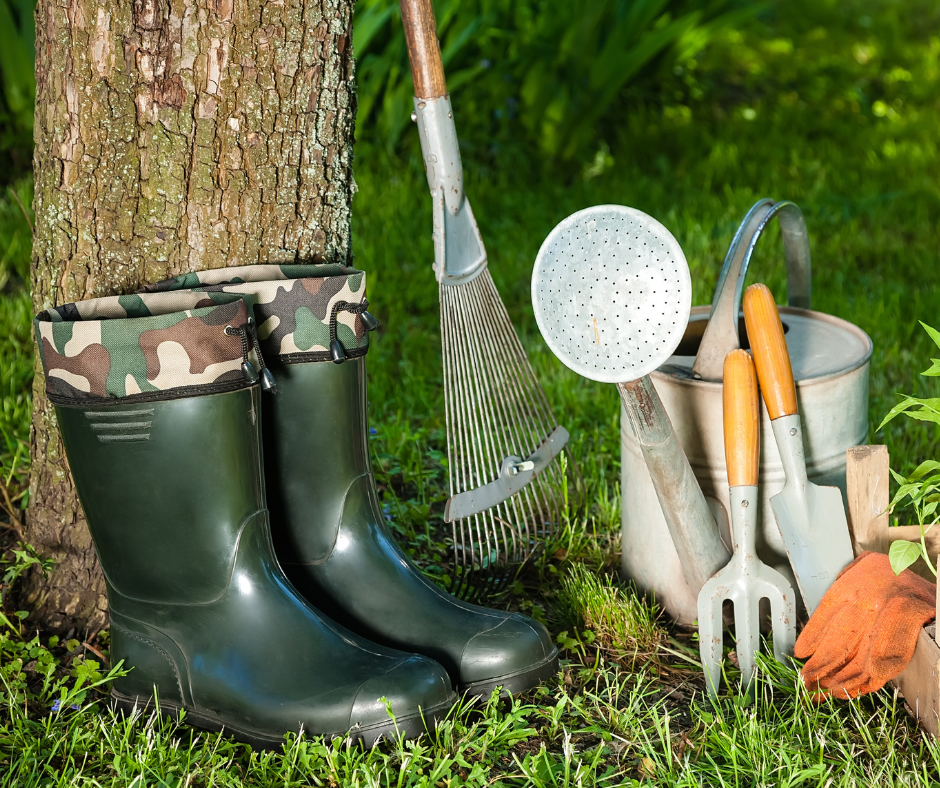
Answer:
[{"left": 3, "top": 0, "right": 940, "bottom": 784}]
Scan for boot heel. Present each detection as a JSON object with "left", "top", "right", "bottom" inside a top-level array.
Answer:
[
  {"left": 109, "top": 690, "right": 252, "bottom": 748},
  {"left": 110, "top": 688, "right": 186, "bottom": 721},
  {"left": 109, "top": 619, "right": 186, "bottom": 707},
  {"left": 109, "top": 687, "right": 298, "bottom": 751}
]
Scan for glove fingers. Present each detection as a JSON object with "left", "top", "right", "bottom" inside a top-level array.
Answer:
[
  {"left": 802, "top": 661, "right": 874, "bottom": 699},
  {"left": 814, "top": 581, "right": 936, "bottom": 698},
  {"left": 864, "top": 595, "right": 936, "bottom": 686},
  {"left": 794, "top": 552, "right": 937, "bottom": 702},
  {"left": 805, "top": 677, "right": 874, "bottom": 702},
  {"left": 796, "top": 606, "right": 867, "bottom": 678},
  {"left": 794, "top": 553, "right": 890, "bottom": 659},
  {"left": 821, "top": 667, "right": 880, "bottom": 699},
  {"left": 796, "top": 593, "right": 862, "bottom": 658},
  {"left": 816, "top": 657, "right": 873, "bottom": 699},
  {"left": 807, "top": 634, "right": 878, "bottom": 698},
  {"left": 801, "top": 649, "right": 861, "bottom": 693}
]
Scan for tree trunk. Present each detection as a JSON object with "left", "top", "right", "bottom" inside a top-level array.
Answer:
[{"left": 27, "top": 0, "right": 357, "bottom": 635}]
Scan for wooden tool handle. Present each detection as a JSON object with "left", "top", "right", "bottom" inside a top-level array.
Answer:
[
  {"left": 400, "top": 0, "right": 447, "bottom": 99},
  {"left": 743, "top": 283, "right": 798, "bottom": 420},
  {"left": 723, "top": 349, "right": 760, "bottom": 487}
]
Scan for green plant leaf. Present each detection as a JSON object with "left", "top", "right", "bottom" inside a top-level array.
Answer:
[
  {"left": 902, "top": 407, "right": 940, "bottom": 427},
  {"left": 877, "top": 396, "right": 920, "bottom": 430},
  {"left": 909, "top": 461, "right": 940, "bottom": 481},
  {"left": 879, "top": 396, "right": 940, "bottom": 430},
  {"left": 921, "top": 322, "right": 940, "bottom": 352},
  {"left": 888, "top": 539, "right": 923, "bottom": 576}
]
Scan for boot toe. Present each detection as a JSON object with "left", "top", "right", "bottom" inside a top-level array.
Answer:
[
  {"left": 349, "top": 655, "right": 453, "bottom": 739},
  {"left": 459, "top": 614, "right": 557, "bottom": 693}
]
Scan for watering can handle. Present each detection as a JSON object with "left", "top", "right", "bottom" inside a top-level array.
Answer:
[
  {"left": 401, "top": 0, "right": 448, "bottom": 99},
  {"left": 691, "top": 200, "right": 811, "bottom": 381}
]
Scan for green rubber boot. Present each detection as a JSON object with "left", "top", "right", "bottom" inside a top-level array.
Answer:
[
  {"left": 36, "top": 292, "right": 454, "bottom": 749},
  {"left": 142, "top": 267, "right": 559, "bottom": 696}
]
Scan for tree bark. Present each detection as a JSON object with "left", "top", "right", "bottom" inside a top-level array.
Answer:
[{"left": 27, "top": 0, "right": 357, "bottom": 635}]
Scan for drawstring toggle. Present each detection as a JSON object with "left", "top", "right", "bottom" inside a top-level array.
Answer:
[
  {"left": 226, "top": 319, "right": 277, "bottom": 394},
  {"left": 329, "top": 298, "right": 376, "bottom": 364}
]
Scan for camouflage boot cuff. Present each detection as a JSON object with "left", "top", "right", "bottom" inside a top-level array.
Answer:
[
  {"left": 140, "top": 264, "right": 374, "bottom": 363},
  {"left": 35, "top": 292, "right": 260, "bottom": 406}
]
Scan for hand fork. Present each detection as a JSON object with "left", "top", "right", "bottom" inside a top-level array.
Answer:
[{"left": 698, "top": 349, "right": 797, "bottom": 697}]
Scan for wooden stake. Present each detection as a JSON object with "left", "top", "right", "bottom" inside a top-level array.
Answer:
[{"left": 845, "top": 445, "right": 889, "bottom": 556}]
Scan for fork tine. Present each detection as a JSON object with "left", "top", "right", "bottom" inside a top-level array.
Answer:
[
  {"left": 697, "top": 580, "right": 727, "bottom": 698},
  {"left": 734, "top": 592, "right": 761, "bottom": 692}
]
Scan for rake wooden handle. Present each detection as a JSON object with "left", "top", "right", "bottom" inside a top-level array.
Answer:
[
  {"left": 723, "top": 349, "right": 760, "bottom": 487},
  {"left": 400, "top": 0, "right": 447, "bottom": 99},
  {"left": 743, "top": 283, "right": 798, "bottom": 420}
]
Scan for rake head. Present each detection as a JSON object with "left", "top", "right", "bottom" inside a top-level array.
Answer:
[{"left": 440, "top": 268, "right": 579, "bottom": 601}]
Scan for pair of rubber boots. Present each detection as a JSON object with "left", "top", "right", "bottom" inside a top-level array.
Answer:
[{"left": 35, "top": 265, "right": 557, "bottom": 749}]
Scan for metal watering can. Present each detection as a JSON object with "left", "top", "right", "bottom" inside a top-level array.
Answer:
[{"left": 620, "top": 199, "right": 873, "bottom": 625}]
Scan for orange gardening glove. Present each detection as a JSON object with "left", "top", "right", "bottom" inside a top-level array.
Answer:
[{"left": 794, "top": 550, "right": 936, "bottom": 700}]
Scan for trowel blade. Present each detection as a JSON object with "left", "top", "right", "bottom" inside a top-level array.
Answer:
[{"left": 771, "top": 480, "right": 855, "bottom": 616}]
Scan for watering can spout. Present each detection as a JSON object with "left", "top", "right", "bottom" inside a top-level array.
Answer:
[{"left": 619, "top": 377, "right": 731, "bottom": 594}]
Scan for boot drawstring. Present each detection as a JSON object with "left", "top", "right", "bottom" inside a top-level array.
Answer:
[
  {"left": 226, "top": 318, "right": 277, "bottom": 393},
  {"left": 329, "top": 299, "right": 379, "bottom": 364}
]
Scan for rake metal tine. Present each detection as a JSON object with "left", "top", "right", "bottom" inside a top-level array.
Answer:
[
  {"left": 474, "top": 275, "right": 556, "bottom": 451},
  {"left": 439, "top": 272, "right": 575, "bottom": 598},
  {"left": 408, "top": 12, "right": 577, "bottom": 598}
]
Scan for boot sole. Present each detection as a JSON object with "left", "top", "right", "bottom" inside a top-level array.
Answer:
[
  {"left": 110, "top": 689, "right": 455, "bottom": 750},
  {"left": 459, "top": 648, "right": 560, "bottom": 699}
]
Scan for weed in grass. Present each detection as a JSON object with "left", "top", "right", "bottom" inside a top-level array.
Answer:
[{"left": 555, "top": 564, "right": 663, "bottom": 670}]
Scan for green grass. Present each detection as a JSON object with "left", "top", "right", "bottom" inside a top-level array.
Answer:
[
  {"left": 3, "top": 0, "right": 940, "bottom": 783},
  {"left": 0, "top": 177, "right": 31, "bottom": 528}
]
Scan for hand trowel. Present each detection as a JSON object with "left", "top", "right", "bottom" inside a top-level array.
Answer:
[{"left": 742, "top": 283, "right": 855, "bottom": 615}]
